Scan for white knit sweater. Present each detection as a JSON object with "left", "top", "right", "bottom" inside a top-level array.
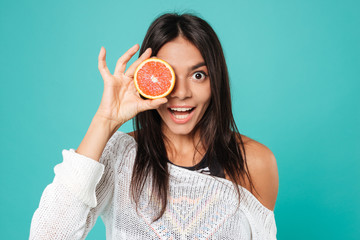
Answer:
[{"left": 29, "top": 131, "right": 277, "bottom": 239}]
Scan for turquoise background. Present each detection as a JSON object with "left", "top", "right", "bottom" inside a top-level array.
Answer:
[{"left": 1, "top": 0, "right": 359, "bottom": 239}]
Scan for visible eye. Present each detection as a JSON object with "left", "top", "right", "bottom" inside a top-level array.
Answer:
[{"left": 192, "top": 71, "right": 208, "bottom": 81}]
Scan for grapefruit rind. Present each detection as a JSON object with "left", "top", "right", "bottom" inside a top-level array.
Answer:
[{"left": 134, "top": 57, "right": 175, "bottom": 99}]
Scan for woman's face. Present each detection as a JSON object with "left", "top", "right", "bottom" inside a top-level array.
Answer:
[{"left": 156, "top": 36, "right": 211, "bottom": 136}]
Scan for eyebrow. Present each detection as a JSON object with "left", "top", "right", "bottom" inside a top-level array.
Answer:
[{"left": 189, "top": 62, "right": 206, "bottom": 71}]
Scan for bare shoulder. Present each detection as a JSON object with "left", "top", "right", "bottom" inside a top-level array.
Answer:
[{"left": 237, "top": 134, "right": 279, "bottom": 211}]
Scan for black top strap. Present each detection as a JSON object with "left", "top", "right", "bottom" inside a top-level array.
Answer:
[{"left": 167, "top": 152, "right": 225, "bottom": 178}]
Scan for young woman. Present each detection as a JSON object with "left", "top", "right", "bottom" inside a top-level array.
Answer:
[{"left": 30, "top": 13, "right": 279, "bottom": 239}]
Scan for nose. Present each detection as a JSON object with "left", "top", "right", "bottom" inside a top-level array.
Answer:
[{"left": 169, "top": 76, "right": 192, "bottom": 100}]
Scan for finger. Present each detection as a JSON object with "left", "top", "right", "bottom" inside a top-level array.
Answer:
[
  {"left": 125, "top": 47, "right": 152, "bottom": 78},
  {"left": 98, "top": 47, "right": 112, "bottom": 79},
  {"left": 138, "top": 98, "right": 168, "bottom": 112},
  {"left": 113, "top": 44, "right": 139, "bottom": 77}
]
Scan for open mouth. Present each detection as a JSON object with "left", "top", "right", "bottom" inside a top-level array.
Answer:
[{"left": 168, "top": 107, "right": 195, "bottom": 119}]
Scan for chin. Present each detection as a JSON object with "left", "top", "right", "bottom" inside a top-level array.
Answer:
[{"left": 164, "top": 124, "right": 195, "bottom": 136}]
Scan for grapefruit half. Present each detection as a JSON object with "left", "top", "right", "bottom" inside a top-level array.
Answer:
[{"left": 134, "top": 57, "right": 175, "bottom": 99}]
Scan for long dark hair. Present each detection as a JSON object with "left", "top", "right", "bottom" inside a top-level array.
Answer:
[{"left": 131, "top": 12, "right": 257, "bottom": 222}]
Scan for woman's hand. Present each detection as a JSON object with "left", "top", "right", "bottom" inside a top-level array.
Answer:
[{"left": 95, "top": 44, "right": 168, "bottom": 128}]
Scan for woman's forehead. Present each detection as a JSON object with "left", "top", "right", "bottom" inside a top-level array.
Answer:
[{"left": 156, "top": 37, "right": 206, "bottom": 70}]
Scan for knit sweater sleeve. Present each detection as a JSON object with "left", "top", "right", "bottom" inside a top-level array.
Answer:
[
  {"left": 29, "top": 131, "right": 120, "bottom": 240},
  {"left": 240, "top": 187, "right": 277, "bottom": 240}
]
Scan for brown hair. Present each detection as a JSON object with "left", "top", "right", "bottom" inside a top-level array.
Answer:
[{"left": 131, "top": 12, "right": 256, "bottom": 223}]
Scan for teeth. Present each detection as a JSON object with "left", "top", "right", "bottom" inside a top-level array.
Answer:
[
  {"left": 173, "top": 114, "right": 189, "bottom": 119},
  {"left": 170, "top": 107, "right": 193, "bottom": 111}
]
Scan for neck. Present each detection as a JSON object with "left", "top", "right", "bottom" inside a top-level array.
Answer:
[{"left": 161, "top": 125, "right": 206, "bottom": 164}]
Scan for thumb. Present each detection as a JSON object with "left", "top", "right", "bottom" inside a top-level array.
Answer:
[{"left": 138, "top": 98, "right": 168, "bottom": 112}]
